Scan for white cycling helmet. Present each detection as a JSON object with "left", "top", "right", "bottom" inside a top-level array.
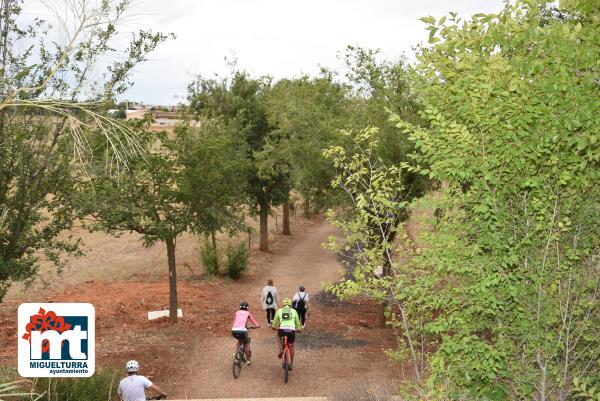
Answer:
[{"left": 126, "top": 360, "right": 139, "bottom": 373}]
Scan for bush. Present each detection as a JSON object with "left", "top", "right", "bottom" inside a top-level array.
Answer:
[
  {"left": 200, "top": 239, "right": 220, "bottom": 277},
  {"left": 113, "top": 108, "right": 127, "bottom": 119},
  {"left": 33, "top": 368, "right": 118, "bottom": 401},
  {"left": 226, "top": 242, "right": 249, "bottom": 279}
]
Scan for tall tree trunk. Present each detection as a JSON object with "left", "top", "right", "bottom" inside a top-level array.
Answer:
[
  {"left": 259, "top": 207, "right": 269, "bottom": 252},
  {"left": 376, "top": 303, "right": 387, "bottom": 328},
  {"left": 165, "top": 236, "right": 178, "bottom": 322},
  {"left": 211, "top": 230, "right": 217, "bottom": 250},
  {"left": 304, "top": 198, "right": 310, "bottom": 218},
  {"left": 282, "top": 202, "right": 291, "bottom": 235}
]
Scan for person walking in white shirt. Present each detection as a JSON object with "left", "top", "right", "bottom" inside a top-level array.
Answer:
[
  {"left": 261, "top": 279, "right": 279, "bottom": 326},
  {"left": 292, "top": 285, "right": 309, "bottom": 328}
]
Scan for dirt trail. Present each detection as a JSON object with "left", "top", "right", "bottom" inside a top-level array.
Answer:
[
  {"left": 253, "top": 221, "right": 340, "bottom": 302},
  {"left": 172, "top": 222, "right": 402, "bottom": 399},
  {"left": 0, "top": 218, "right": 405, "bottom": 398}
]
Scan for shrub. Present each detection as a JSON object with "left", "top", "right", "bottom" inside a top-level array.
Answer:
[
  {"left": 33, "top": 368, "right": 118, "bottom": 401},
  {"left": 226, "top": 242, "right": 249, "bottom": 280},
  {"left": 200, "top": 239, "right": 220, "bottom": 277}
]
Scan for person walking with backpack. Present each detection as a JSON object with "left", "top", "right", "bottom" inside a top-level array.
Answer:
[
  {"left": 292, "top": 285, "right": 309, "bottom": 328},
  {"left": 261, "top": 279, "right": 278, "bottom": 326}
]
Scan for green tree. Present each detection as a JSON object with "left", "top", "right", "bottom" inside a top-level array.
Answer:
[
  {"left": 324, "top": 127, "right": 424, "bottom": 380},
  {"left": 388, "top": 1, "right": 598, "bottom": 398},
  {"left": 83, "top": 118, "right": 250, "bottom": 321},
  {"left": 330, "top": 46, "right": 431, "bottom": 328},
  {"left": 188, "top": 71, "right": 290, "bottom": 251},
  {"left": 342, "top": 46, "right": 423, "bottom": 167},
  {"left": 178, "top": 117, "right": 249, "bottom": 248},
  {"left": 266, "top": 72, "right": 349, "bottom": 230},
  {"left": 80, "top": 126, "right": 187, "bottom": 322},
  {"left": 0, "top": 0, "right": 169, "bottom": 301}
]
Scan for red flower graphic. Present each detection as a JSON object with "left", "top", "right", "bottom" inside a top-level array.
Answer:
[{"left": 22, "top": 308, "right": 72, "bottom": 353}]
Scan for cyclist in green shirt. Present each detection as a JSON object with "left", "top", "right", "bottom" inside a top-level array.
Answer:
[{"left": 271, "top": 297, "right": 302, "bottom": 370}]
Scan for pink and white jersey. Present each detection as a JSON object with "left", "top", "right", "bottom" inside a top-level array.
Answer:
[{"left": 231, "top": 310, "right": 259, "bottom": 331}]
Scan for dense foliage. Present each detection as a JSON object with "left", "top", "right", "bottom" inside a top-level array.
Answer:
[
  {"left": 0, "top": 0, "right": 169, "bottom": 301},
  {"left": 328, "top": 0, "right": 599, "bottom": 399},
  {"left": 200, "top": 239, "right": 220, "bottom": 278},
  {"left": 178, "top": 117, "right": 249, "bottom": 246},
  {"left": 226, "top": 242, "right": 249, "bottom": 280},
  {"left": 187, "top": 71, "right": 290, "bottom": 251},
  {"left": 326, "top": 47, "right": 432, "bottom": 328},
  {"left": 266, "top": 73, "right": 349, "bottom": 216}
]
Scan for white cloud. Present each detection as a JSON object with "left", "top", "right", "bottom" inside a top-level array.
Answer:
[{"left": 25, "top": 0, "right": 508, "bottom": 105}]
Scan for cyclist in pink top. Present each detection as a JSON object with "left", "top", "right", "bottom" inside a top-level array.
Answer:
[{"left": 231, "top": 301, "right": 260, "bottom": 365}]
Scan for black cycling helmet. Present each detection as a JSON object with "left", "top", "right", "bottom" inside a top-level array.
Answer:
[{"left": 239, "top": 301, "right": 249, "bottom": 310}]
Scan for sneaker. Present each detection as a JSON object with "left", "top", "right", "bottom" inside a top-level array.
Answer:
[
  {"left": 278, "top": 351, "right": 282, "bottom": 359},
  {"left": 232, "top": 353, "right": 237, "bottom": 360},
  {"left": 246, "top": 358, "right": 252, "bottom": 366},
  {"left": 288, "top": 365, "right": 293, "bottom": 371}
]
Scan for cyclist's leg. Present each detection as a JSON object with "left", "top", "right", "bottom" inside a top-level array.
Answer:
[
  {"left": 243, "top": 332, "right": 251, "bottom": 360},
  {"left": 232, "top": 331, "right": 241, "bottom": 358},
  {"left": 287, "top": 331, "right": 296, "bottom": 367},
  {"left": 232, "top": 331, "right": 245, "bottom": 357},
  {"left": 277, "top": 329, "right": 284, "bottom": 357}
]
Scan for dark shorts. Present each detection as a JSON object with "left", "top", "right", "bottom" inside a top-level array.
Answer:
[
  {"left": 277, "top": 329, "right": 295, "bottom": 344},
  {"left": 232, "top": 330, "right": 249, "bottom": 344}
]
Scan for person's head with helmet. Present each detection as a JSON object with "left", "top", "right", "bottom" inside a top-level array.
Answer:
[
  {"left": 239, "top": 301, "right": 249, "bottom": 310},
  {"left": 281, "top": 297, "right": 293, "bottom": 319},
  {"left": 125, "top": 360, "right": 139, "bottom": 375}
]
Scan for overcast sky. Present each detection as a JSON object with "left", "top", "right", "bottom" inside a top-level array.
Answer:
[{"left": 27, "top": 0, "right": 507, "bottom": 105}]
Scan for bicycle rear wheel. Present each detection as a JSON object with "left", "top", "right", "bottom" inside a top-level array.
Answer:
[{"left": 283, "top": 350, "right": 289, "bottom": 383}]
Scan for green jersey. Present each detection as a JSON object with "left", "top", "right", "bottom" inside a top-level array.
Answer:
[{"left": 272, "top": 306, "right": 302, "bottom": 331}]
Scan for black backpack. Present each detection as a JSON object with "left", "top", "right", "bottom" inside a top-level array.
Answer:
[
  {"left": 292, "top": 293, "right": 306, "bottom": 311},
  {"left": 266, "top": 290, "right": 274, "bottom": 306}
]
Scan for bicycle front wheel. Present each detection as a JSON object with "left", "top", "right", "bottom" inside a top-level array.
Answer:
[{"left": 283, "top": 351, "right": 289, "bottom": 383}]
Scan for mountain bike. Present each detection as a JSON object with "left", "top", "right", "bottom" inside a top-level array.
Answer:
[
  {"left": 232, "top": 327, "right": 256, "bottom": 379},
  {"left": 281, "top": 334, "right": 292, "bottom": 383}
]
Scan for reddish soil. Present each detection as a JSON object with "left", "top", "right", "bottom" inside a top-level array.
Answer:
[{"left": 0, "top": 216, "right": 407, "bottom": 398}]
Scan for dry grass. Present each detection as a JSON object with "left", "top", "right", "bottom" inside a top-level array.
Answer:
[
  {"left": 5, "top": 206, "right": 291, "bottom": 301},
  {"left": 329, "top": 379, "right": 400, "bottom": 401}
]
